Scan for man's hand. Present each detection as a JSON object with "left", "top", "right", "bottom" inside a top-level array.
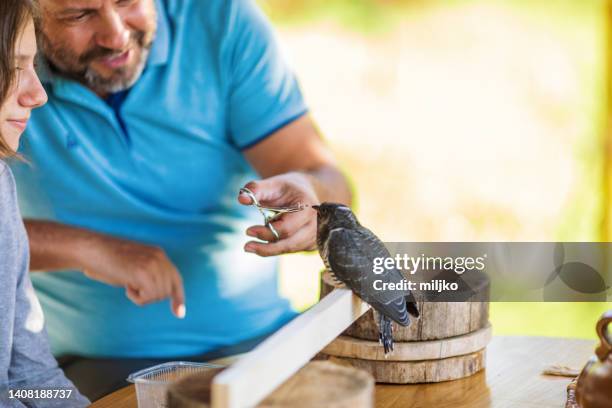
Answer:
[
  {"left": 239, "top": 173, "right": 319, "bottom": 257},
  {"left": 81, "top": 236, "right": 186, "bottom": 318},
  {"left": 25, "top": 220, "right": 186, "bottom": 318},
  {"left": 240, "top": 114, "right": 352, "bottom": 257}
]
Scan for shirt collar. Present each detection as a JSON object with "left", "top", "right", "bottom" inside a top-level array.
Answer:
[
  {"left": 38, "top": 0, "right": 170, "bottom": 86},
  {"left": 147, "top": 0, "right": 170, "bottom": 67}
]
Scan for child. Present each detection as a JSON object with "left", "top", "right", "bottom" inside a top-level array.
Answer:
[{"left": 0, "top": 0, "right": 88, "bottom": 406}]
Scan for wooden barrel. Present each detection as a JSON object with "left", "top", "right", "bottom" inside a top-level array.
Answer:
[
  {"left": 320, "top": 270, "right": 489, "bottom": 341},
  {"left": 167, "top": 361, "right": 374, "bottom": 408},
  {"left": 323, "top": 325, "right": 492, "bottom": 362},
  {"left": 328, "top": 350, "right": 486, "bottom": 384},
  {"left": 320, "top": 269, "right": 491, "bottom": 383}
]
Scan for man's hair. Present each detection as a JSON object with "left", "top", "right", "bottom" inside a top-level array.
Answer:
[{"left": 0, "top": 0, "right": 39, "bottom": 159}]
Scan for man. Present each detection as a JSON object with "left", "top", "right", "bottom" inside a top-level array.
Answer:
[{"left": 12, "top": 0, "right": 351, "bottom": 400}]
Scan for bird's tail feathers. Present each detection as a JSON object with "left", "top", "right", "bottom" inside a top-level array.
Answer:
[
  {"left": 406, "top": 298, "right": 420, "bottom": 318},
  {"left": 379, "top": 314, "right": 394, "bottom": 354}
]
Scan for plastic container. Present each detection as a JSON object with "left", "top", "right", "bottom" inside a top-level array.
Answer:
[{"left": 127, "top": 361, "right": 221, "bottom": 408}]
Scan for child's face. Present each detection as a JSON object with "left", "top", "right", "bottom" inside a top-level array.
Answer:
[{"left": 0, "top": 18, "right": 47, "bottom": 151}]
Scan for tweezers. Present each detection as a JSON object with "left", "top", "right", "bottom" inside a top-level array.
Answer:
[{"left": 239, "top": 187, "right": 306, "bottom": 242}]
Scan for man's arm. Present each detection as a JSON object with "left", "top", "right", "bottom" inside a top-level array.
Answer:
[
  {"left": 25, "top": 220, "right": 186, "bottom": 318},
  {"left": 238, "top": 114, "right": 352, "bottom": 256},
  {"left": 26, "top": 220, "right": 98, "bottom": 272}
]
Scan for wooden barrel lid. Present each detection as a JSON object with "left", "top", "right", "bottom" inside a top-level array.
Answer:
[
  {"left": 323, "top": 324, "right": 491, "bottom": 361},
  {"left": 167, "top": 361, "right": 374, "bottom": 408},
  {"left": 325, "top": 349, "right": 486, "bottom": 384},
  {"left": 320, "top": 270, "right": 490, "bottom": 341}
]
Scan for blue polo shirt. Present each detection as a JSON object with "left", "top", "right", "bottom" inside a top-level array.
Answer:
[{"left": 12, "top": 0, "right": 306, "bottom": 358}]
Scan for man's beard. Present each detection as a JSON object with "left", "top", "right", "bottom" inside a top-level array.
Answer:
[{"left": 41, "top": 30, "right": 154, "bottom": 95}]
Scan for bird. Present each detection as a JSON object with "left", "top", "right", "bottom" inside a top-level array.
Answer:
[{"left": 313, "top": 202, "right": 419, "bottom": 354}]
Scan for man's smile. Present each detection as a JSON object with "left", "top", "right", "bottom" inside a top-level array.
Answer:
[{"left": 98, "top": 48, "right": 133, "bottom": 70}]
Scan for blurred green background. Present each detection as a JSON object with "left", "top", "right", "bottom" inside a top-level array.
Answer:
[{"left": 258, "top": 0, "right": 611, "bottom": 339}]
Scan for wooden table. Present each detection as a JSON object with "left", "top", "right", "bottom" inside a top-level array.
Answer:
[{"left": 91, "top": 336, "right": 595, "bottom": 408}]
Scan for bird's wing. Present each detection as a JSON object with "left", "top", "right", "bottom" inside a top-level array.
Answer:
[
  {"left": 326, "top": 227, "right": 413, "bottom": 325},
  {"left": 326, "top": 228, "right": 372, "bottom": 286}
]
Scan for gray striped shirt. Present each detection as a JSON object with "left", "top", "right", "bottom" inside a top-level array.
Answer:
[{"left": 0, "top": 161, "right": 88, "bottom": 407}]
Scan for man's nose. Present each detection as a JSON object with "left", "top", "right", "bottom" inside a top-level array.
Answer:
[
  {"left": 95, "top": 9, "right": 130, "bottom": 50},
  {"left": 19, "top": 70, "right": 48, "bottom": 109}
]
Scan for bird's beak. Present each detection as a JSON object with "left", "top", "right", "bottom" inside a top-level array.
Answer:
[{"left": 312, "top": 205, "right": 320, "bottom": 213}]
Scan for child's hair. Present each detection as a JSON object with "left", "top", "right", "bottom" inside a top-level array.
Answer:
[{"left": 0, "top": 0, "right": 38, "bottom": 159}]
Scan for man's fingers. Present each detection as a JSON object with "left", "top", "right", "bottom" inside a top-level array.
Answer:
[
  {"left": 154, "top": 260, "right": 186, "bottom": 318},
  {"left": 126, "top": 274, "right": 166, "bottom": 305},
  {"left": 126, "top": 280, "right": 185, "bottom": 319},
  {"left": 244, "top": 221, "right": 317, "bottom": 257},
  {"left": 160, "top": 267, "right": 173, "bottom": 306},
  {"left": 238, "top": 179, "right": 284, "bottom": 206},
  {"left": 245, "top": 221, "right": 291, "bottom": 242},
  {"left": 246, "top": 213, "right": 312, "bottom": 242},
  {"left": 126, "top": 285, "right": 148, "bottom": 306},
  {"left": 238, "top": 190, "right": 255, "bottom": 205},
  {"left": 126, "top": 254, "right": 186, "bottom": 318},
  {"left": 171, "top": 273, "right": 186, "bottom": 319}
]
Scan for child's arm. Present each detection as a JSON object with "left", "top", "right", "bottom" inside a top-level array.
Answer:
[
  {"left": 7, "top": 268, "right": 90, "bottom": 407},
  {"left": 1, "top": 163, "right": 88, "bottom": 407}
]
